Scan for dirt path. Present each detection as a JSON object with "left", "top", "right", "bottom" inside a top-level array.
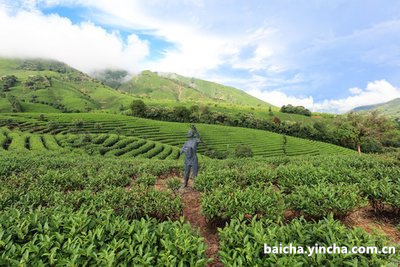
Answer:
[
  {"left": 343, "top": 207, "right": 400, "bottom": 244},
  {"left": 181, "top": 180, "right": 222, "bottom": 266},
  {"left": 155, "top": 176, "right": 222, "bottom": 266}
]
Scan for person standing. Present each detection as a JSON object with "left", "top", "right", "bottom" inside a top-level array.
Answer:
[{"left": 180, "top": 125, "right": 200, "bottom": 188}]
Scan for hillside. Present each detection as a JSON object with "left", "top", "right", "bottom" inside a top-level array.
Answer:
[
  {"left": 0, "top": 113, "right": 354, "bottom": 157},
  {"left": 353, "top": 98, "right": 400, "bottom": 117},
  {"left": 0, "top": 58, "right": 136, "bottom": 113},
  {"left": 0, "top": 57, "right": 333, "bottom": 129},
  {"left": 119, "top": 70, "right": 271, "bottom": 107},
  {"left": 116, "top": 70, "right": 336, "bottom": 127}
]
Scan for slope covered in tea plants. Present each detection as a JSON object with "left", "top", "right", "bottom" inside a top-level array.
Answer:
[
  {"left": 0, "top": 113, "right": 355, "bottom": 158},
  {"left": 0, "top": 128, "right": 183, "bottom": 160},
  {"left": 194, "top": 153, "right": 400, "bottom": 265},
  {"left": 0, "top": 153, "right": 210, "bottom": 265},
  {"left": 1, "top": 151, "right": 399, "bottom": 265}
]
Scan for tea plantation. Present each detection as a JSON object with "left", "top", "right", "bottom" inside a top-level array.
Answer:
[
  {"left": 0, "top": 113, "right": 353, "bottom": 158},
  {"left": 0, "top": 114, "right": 399, "bottom": 266}
]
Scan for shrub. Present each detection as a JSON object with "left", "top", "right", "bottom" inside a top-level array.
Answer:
[
  {"left": 94, "top": 123, "right": 103, "bottom": 130},
  {"left": 288, "top": 183, "right": 368, "bottom": 218},
  {"left": 219, "top": 215, "right": 398, "bottom": 266},
  {"left": 280, "top": 104, "right": 312, "bottom": 116},
  {"left": 24, "top": 75, "right": 52, "bottom": 90},
  {"left": 47, "top": 121, "right": 59, "bottom": 130},
  {"left": 38, "top": 114, "right": 47, "bottom": 121},
  {"left": 130, "top": 100, "right": 146, "bottom": 116},
  {"left": 136, "top": 173, "right": 157, "bottom": 187},
  {"left": 201, "top": 185, "right": 285, "bottom": 221},
  {"left": 0, "top": 75, "right": 17, "bottom": 91},
  {"left": 0, "top": 208, "right": 208, "bottom": 266},
  {"left": 167, "top": 177, "right": 182, "bottom": 192},
  {"left": 7, "top": 95, "right": 23, "bottom": 113},
  {"left": 361, "top": 173, "right": 400, "bottom": 212},
  {"left": 73, "top": 119, "right": 84, "bottom": 128},
  {"left": 204, "top": 149, "right": 228, "bottom": 159},
  {"left": 361, "top": 137, "right": 383, "bottom": 153},
  {"left": 234, "top": 144, "right": 253, "bottom": 158}
]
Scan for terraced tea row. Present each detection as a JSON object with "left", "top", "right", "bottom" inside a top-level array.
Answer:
[
  {"left": 0, "top": 128, "right": 181, "bottom": 160},
  {"left": 0, "top": 113, "right": 355, "bottom": 157},
  {"left": 1, "top": 131, "right": 63, "bottom": 152}
]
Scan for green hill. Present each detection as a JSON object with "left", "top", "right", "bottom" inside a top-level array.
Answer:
[
  {"left": 119, "top": 70, "right": 272, "bottom": 107},
  {"left": 116, "top": 70, "right": 334, "bottom": 126},
  {"left": 0, "top": 57, "right": 332, "bottom": 130},
  {"left": 353, "top": 98, "right": 400, "bottom": 117},
  {"left": 0, "top": 58, "right": 136, "bottom": 113}
]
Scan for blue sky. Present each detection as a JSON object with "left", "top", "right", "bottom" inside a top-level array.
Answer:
[{"left": 0, "top": 0, "right": 400, "bottom": 113}]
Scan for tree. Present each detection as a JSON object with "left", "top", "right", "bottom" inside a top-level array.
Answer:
[
  {"left": 189, "top": 105, "right": 201, "bottom": 121},
  {"left": 172, "top": 106, "right": 191, "bottom": 122},
  {"left": 272, "top": 116, "right": 281, "bottom": 125},
  {"left": 280, "top": 104, "right": 311, "bottom": 116},
  {"left": 335, "top": 111, "right": 400, "bottom": 155},
  {"left": 200, "top": 105, "right": 210, "bottom": 116},
  {"left": 24, "top": 75, "right": 51, "bottom": 90},
  {"left": 1, "top": 75, "right": 18, "bottom": 91},
  {"left": 313, "top": 121, "right": 327, "bottom": 133},
  {"left": 7, "top": 95, "right": 23, "bottom": 113},
  {"left": 130, "top": 100, "right": 146, "bottom": 117},
  {"left": 268, "top": 106, "right": 273, "bottom": 116},
  {"left": 189, "top": 105, "right": 199, "bottom": 113}
]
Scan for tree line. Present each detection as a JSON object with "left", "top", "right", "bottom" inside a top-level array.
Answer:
[{"left": 129, "top": 100, "right": 400, "bottom": 154}]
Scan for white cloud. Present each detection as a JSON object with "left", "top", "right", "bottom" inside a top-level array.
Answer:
[
  {"left": 0, "top": 0, "right": 283, "bottom": 81},
  {"left": 314, "top": 80, "right": 400, "bottom": 113},
  {"left": 31, "top": 0, "right": 281, "bottom": 78},
  {"left": 1, "top": 0, "right": 400, "bottom": 115},
  {"left": 0, "top": 6, "right": 149, "bottom": 72},
  {"left": 247, "top": 88, "right": 314, "bottom": 108},
  {"left": 349, "top": 87, "right": 363, "bottom": 95},
  {"left": 247, "top": 79, "right": 400, "bottom": 113}
]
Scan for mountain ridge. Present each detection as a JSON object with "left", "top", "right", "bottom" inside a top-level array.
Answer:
[
  {"left": 352, "top": 98, "right": 400, "bottom": 117},
  {"left": 0, "top": 57, "right": 136, "bottom": 113},
  {"left": 118, "top": 70, "right": 273, "bottom": 107},
  {"left": 0, "top": 57, "right": 274, "bottom": 113}
]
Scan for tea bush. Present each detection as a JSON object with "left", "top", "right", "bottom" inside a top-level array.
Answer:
[
  {"left": 0, "top": 208, "right": 208, "bottom": 266},
  {"left": 201, "top": 185, "right": 285, "bottom": 221},
  {"left": 219, "top": 216, "right": 399, "bottom": 266}
]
